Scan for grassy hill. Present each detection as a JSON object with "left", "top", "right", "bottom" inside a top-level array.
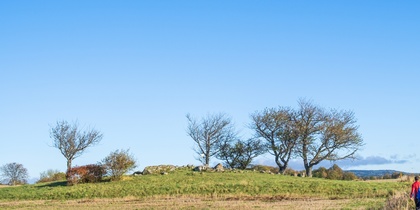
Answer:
[{"left": 0, "top": 167, "right": 413, "bottom": 209}]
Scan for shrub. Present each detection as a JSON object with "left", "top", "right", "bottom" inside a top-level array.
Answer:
[
  {"left": 37, "top": 169, "right": 66, "bottom": 183},
  {"left": 326, "top": 164, "right": 344, "bottom": 180},
  {"left": 313, "top": 167, "right": 328, "bottom": 179},
  {"left": 66, "top": 164, "right": 105, "bottom": 185},
  {"left": 313, "top": 165, "right": 357, "bottom": 180},
  {"left": 102, "top": 149, "right": 137, "bottom": 181},
  {"left": 216, "top": 139, "right": 265, "bottom": 169},
  {"left": 343, "top": 171, "right": 358, "bottom": 180},
  {"left": 250, "top": 165, "right": 278, "bottom": 174}
]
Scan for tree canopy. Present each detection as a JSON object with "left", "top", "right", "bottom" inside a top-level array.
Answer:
[
  {"left": 0, "top": 162, "right": 28, "bottom": 185},
  {"left": 186, "top": 113, "right": 236, "bottom": 166},
  {"left": 50, "top": 120, "right": 103, "bottom": 177},
  {"left": 251, "top": 99, "right": 363, "bottom": 177}
]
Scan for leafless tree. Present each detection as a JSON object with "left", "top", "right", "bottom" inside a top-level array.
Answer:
[
  {"left": 251, "top": 107, "right": 298, "bottom": 174},
  {"left": 294, "top": 99, "right": 363, "bottom": 177},
  {"left": 186, "top": 113, "right": 236, "bottom": 166},
  {"left": 0, "top": 162, "right": 28, "bottom": 185},
  {"left": 50, "top": 120, "right": 103, "bottom": 175}
]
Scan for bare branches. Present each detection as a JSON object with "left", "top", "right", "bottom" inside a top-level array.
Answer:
[
  {"left": 0, "top": 163, "right": 28, "bottom": 185},
  {"left": 294, "top": 99, "right": 364, "bottom": 177},
  {"left": 250, "top": 107, "right": 298, "bottom": 174},
  {"left": 50, "top": 120, "right": 103, "bottom": 174},
  {"left": 186, "top": 113, "right": 236, "bottom": 166},
  {"left": 251, "top": 99, "right": 363, "bottom": 177}
]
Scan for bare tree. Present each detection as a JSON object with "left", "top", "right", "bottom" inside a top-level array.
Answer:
[
  {"left": 251, "top": 107, "right": 298, "bottom": 174},
  {"left": 294, "top": 99, "right": 363, "bottom": 177},
  {"left": 0, "top": 162, "right": 29, "bottom": 185},
  {"left": 186, "top": 113, "right": 236, "bottom": 166},
  {"left": 217, "top": 138, "right": 266, "bottom": 169},
  {"left": 50, "top": 120, "right": 103, "bottom": 175}
]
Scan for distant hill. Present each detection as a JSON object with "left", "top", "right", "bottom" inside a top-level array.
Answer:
[{"left": 345, "top": 170, "right": 415, "bottom": 178}]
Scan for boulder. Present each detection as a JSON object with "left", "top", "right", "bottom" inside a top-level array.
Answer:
[
  {"left": 213, "top": 163, "right": 224, "bottom": 172},
  {"left": 142, "top": 165, "right": 177, "bottom": 175},
  {"left": 193, "top": 165, "right": 208, "bottom": 172},
  {"left": 132, "top": 171, "right": 143, "bottom": 176}
]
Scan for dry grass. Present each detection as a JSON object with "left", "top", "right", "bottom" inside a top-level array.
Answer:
[
  {"left": 0, "top": 184, "right": 23, "bottom": 188},
  {"left": 365, "top": 178, "right": 407, "bottom": 183},
  {"left": 383, "top": 191, "right": 414, "bottom": 210},
  {"left": 0, "top": 195, "right": 368, "bottom": 210}
]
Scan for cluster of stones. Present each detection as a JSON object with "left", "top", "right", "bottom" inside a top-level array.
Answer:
[
  {"left": 192, "top": 163, "right": 224, "bottom": 172},
  {"left": 142, "top": 165, "right": 177, "bottom": 175},
  {"left": 257, "top": 169, "right": 276, "bottom": 175},
  {"left": 133, "top": 163, "right": 226, "bottom": 175}
]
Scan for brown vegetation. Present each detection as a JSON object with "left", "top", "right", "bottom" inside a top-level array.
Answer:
[{"left": 66, "top": 164, "right": 105, "bottom": 185}]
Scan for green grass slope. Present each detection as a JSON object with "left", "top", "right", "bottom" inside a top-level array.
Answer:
[{"left": 0, "top": 168, "right": 410, "bottom": 201}]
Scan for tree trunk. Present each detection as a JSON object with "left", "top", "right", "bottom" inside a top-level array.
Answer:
[
  {"left": 66, "top": 159, "right": 72, "bottom": 179},
  {"left": 305, "top": 165, "right": 312, "bottom": 177},
  {"left": 205, "top": 154, "right": 209, "bottom": 167},
  {"left": 275, "top": 156, "right": 286, "bottom": 174},
  {"left": 279, "top": 165, "right": 287, "bottom": 175}
]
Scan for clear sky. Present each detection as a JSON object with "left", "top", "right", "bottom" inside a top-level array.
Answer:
[{"left": 1, "top": 1, "right": 419, "bottom": 180}]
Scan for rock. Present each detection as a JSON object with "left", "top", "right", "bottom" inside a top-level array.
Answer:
[
  {"left": 142, "top": 165, "right": 177, "bottom": 175},
  {"left": 193, "top": 165, "right": 208, "bottom": 172},
  {"left": 132, "top": 171, "right": 143, "bottom": 176},
  {"left": 213, "top": 163, "right": 224, "bottom": 172}
]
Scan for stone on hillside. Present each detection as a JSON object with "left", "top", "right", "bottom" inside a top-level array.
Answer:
[
  {"left": 132, "top": 171, "right": 143, "bottom": 176},
  {"left": 185, "top": 164, "right": 195, "bottom": 169},
  {"left": 193, "top": 165, "right": 208, "bottom": 172},
  {"left": 142, "top": 165, "right": 177, "bottom": 175},
  {"left": 213, "top": 163, "right": 224, "bottom": 172}
]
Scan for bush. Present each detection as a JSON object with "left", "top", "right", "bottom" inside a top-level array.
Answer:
[
  {"left": 102, "top": 149, "right": 137, "bottom": 181},
  {"left": 216, "top": 139, "right": 265, "bottom": 169},
  {"left": 326, "top": 164, "right": 344, "bottom": 180},
  {"left": 37, "top": 169, "right": 66, "bottom": 183},
  {"left": 343, "top": 171, "right": 358, "bottom": 180},
  {"left": 250, "top": 165, "right": 278, "bottom": 174},
  {"left": 66, "top": 164, "right": 105, "bottom": 185},
  {"left": 313, "top": 167, "right": 328, "bottom": 179},
  {"left": 313, "top": 165, "right": 357, "bottom": 180}
]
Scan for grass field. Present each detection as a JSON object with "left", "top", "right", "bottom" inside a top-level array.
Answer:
[{"left": 0, "top": 168, "right": 413, "bottom": 209}]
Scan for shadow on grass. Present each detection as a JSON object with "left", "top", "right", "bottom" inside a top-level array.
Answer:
[
  {"left": 36, "top": 179, "right": 112, "bottom": 188},
  {"left": 36, "top": 181, "right": 68, "bottom": 188}
]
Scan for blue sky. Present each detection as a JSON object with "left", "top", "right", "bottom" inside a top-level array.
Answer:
[{"left": 1, "top": 1, "right": 419, "bottom": 179}]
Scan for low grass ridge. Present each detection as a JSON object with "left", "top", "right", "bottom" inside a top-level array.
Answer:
[{"left": 0, "top": 168, "right": 409, "bottom": 201}]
